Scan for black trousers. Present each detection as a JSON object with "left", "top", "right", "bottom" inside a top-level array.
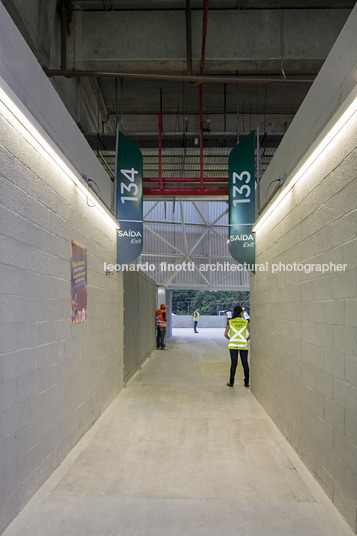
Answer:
[
  {"left": 156, "top": 326, "right": 166, "bottom": 349},
  {"left": 229, "top": 349, "right": 249, "bottom": 386}
]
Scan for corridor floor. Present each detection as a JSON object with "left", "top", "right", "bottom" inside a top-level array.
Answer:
[{"left": 3, "top": 329, "right": 354, "bottom": 536}]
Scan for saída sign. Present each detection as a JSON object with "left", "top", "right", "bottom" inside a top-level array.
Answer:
[
  {"left": 116, "top": 131, "right": 143, "bottom": 266},
  {"left": 228, "top": 131, "right": 255, "bottom": 271}
]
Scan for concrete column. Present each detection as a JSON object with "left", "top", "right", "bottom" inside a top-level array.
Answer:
[{"left": 157, "top": 286, "right": 166, "bottom": 308}]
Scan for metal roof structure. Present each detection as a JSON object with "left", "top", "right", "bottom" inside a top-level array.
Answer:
[
  {"left": 3, "top": 0, "right": 354, "bottom": 288},
  {"left": 43, "top": 0, "right": 353, "bottom": 196},
  {"left": 141, "top": 200, "right": 250, "bottom": 289},
  {"left": 86, "top": 131, "right": 284, "bottom": 196}
]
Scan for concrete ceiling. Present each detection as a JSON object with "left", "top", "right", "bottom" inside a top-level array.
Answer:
[
  {"left": 2, "top": 0, "right": 354, "bottom": 288},
  {"left": 2, "top": 0, "right": 355, "bottom": 193},
  {"left": 72, "top": 1, "right": 355, "bottom": 10}
]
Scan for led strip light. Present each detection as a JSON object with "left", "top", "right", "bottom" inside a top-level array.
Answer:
[
  {"left": 0, "top": 80, "right": 119, "bottom": 230},
  {"left": 253, "top": 91, "right": 357, "bottom": 234}
]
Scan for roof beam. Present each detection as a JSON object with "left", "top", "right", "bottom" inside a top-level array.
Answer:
[
  {"left": 63, "top": 8, "right": 350, "bottom": 74},
  {"left": 45, "top": 69, "right": 314, "bottom": 85}
]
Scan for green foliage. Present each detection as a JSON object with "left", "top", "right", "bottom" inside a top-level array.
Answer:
[{"left": 172, "top": 290, "right": 250, "bottom": 316}]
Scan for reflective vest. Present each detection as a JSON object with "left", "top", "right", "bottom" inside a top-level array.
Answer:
[
  {"left": 228, "top": 317, "right": 249, "bottom": 350},
  {"left": 193, "top": 312, "right": 199, "bottom": 322},
  {"left": 156, "top": 309, "right": 167, "bottom": 327}
]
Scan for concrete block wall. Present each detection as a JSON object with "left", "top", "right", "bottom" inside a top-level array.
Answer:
[
  {"left": 252, "top": 117, "right": 357, "bottom": 531},
  {"left": 0, "top": 2, "right": 113, "bottom": 209},
  {"left": 0, "top": 102, "right": 124, "bottom": 533},
  {"left": 259, "top": 4, "right": 357, "bottom": 206},
  {"left": 0, "top": 3, "right": 124, "bottom": 533},
  {"left": 0, "top": 107, "right": 124, "bottom": 532},
  {"left": 251, "top": 7, "right": 357, "bottom": 530},
  {"left": 0, "top": 102, "right": 123, "bottom": 529}
]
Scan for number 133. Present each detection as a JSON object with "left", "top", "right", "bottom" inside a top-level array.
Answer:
[{"left": 232, "top": 171, "right": 251, "bottom": 206}]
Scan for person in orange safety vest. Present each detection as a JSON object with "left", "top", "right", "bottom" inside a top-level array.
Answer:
[{"left": 156, "top": 303, "right": 168, "bottom": 350}]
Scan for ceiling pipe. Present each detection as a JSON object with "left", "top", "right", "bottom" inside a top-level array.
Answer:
[
  {"left": 199, "top": 0, "right": 208, "bottom": 190},
  {"left": 143, "top": 186, "right": 228, "bottom": 196},
  {"left": 101, "top": 110, "right": 296, "bottom": 120},
  {"left": 44, "top": 69, "right": 315, "bottom": 85},
  {"left": 159, "top": 89, "right": 163, "bottom": 191},
  {"left": 186, "top": 0, "right": 193, "bottom": 75},
  {"left": 60, "top": 1, "right": 67, "bottom": 70},
  {"left": 199, "top": 90, "right": 204, "bottom": 189},
  {"left": 144, "top": 178, "right": 227, "bottom": 183},
  {"left": 60, "top": 1, "right": 72, "bottom": 71},
  {"left": 224, "top": 83, "right": 227, "bottom": 131},
  {"left": 200, "top": 0, "right": 208, "bottom": 77}
]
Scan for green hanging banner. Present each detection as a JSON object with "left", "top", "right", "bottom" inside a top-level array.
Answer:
[
  {"left": 228, "top": 130, "right": 255, "bottom": 271},
  {"left": 116, "top": 131, "right": 143, "bottom": 266}
]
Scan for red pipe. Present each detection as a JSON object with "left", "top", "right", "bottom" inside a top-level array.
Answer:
[
  {"left": 144, "top": 177, "right": 227, "bottom": 183},
  {"left": 199, "top": 85, "right": 204, "bottom": 190},
  {"left": 199, "top": 0, "right": 208, "bottom": 191},
  {"left": 158, "top": 114, "right": 162, "bottom": 189},
  {"left": 143, "top": 186, "right": 228, "bottom": 196},
  {"left": 159, "top": 92, "right": 163, "bottom": 190},
  {"left": 200, "top": 0, "right": 208, "bottom": 77},
  {"left": 186, "top": 0, "right": 192, "bottom": 75}
]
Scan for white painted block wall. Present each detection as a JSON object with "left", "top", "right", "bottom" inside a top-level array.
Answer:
[
  {"left": 0, "top": 3, "right": 124, "bottom": 533},
  {"left": 251, "top": 120, "right": 357, "bottom": 529},
  {"left": 251, "top": 6, "right": 357, "bottom": 530}
]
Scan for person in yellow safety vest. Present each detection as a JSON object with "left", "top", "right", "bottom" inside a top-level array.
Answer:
[
  {"left": 156, "top": 303, "right": 168, "bottom": 350},
  {"left": 224, "top": 305, "right": 250, "bottom": 388},
  {"left": 193, "top": 309, "right": 200, "bottom": 333}
]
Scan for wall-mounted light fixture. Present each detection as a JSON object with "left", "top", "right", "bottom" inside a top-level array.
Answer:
[
  {"left": 0, "top": 78, "right": 119, "bottom": 231},
  {"left": 253, "top": 90, "right": 357, "bottom": 234}
]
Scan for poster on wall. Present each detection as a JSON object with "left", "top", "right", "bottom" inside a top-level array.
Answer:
[
  {"left": 115, "top": 130, "right": 143, "bottom": 266},
  {"left": 228, "top": 130, "right": 256, "bottom": 271},
  {"left": 70, "top": 239, "right": 88, "bottom": 324}
]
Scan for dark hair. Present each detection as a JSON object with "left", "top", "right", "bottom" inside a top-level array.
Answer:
[{"left": 232, "top": 305, "right": 243, "bottom": 318}]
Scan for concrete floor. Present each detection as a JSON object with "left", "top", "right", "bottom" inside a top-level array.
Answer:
[{"left": 3, "top": 329, "right": 354, "bottom": 536}]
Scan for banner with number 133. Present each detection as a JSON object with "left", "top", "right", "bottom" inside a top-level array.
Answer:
[{"left": 228, "top": 130, "right": 256, "bottom": 271}]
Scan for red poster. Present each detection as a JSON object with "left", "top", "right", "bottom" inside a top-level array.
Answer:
[{"left": 70, "top": 240, "right": 88, "bottom": 324}]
